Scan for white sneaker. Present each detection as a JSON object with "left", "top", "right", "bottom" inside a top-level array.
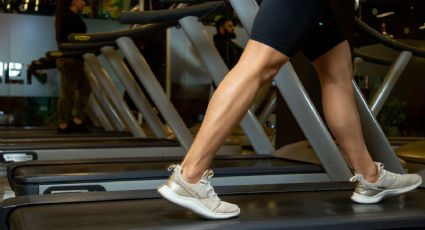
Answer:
[
  {"left": 158, "top": 164, "right": 240, "bottom": 219},
  {"left": 350, "top": 162, "right": 422, "bottom": 204}
]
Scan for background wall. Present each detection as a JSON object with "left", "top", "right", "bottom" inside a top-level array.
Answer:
[{"left": 0, "top": 13, "right": 128, "bottom": 97}]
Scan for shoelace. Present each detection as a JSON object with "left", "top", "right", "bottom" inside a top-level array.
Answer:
[
  {"left": 200, "top": 169, "right": 219, "bottom": 199},
  {"left": 381, "top": 170, "right": 401, "bottom": 186},
  {"left": 349, "top": 174, "right": 363, "bottom": 183}
]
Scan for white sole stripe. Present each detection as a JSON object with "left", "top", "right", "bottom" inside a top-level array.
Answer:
[{"left": 158, "top": 185, "right": 240, "bottom": 220}]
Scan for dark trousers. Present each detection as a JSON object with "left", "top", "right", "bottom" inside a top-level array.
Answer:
[{"left": 56, "top": 57, "right": 91, "bottom": 124}]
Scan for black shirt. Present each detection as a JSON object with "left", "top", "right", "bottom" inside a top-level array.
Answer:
[
  {"left": 57, "top": 8, "right": 87, "bottom": 45},
  {"left": 213, "top": 34, "right": 243, "bottom": 69}
]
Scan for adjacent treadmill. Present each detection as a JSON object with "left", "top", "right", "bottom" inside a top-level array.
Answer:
[{"left": 4, "top": 0, "right": 410, "bottom": 196}]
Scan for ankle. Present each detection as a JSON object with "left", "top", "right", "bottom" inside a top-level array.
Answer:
[
  {"left": 180, "top": 165, "right": 203, "bottom": 184},
  {"left": 362, "top": 163, "right": 379, "bottom": 183}
]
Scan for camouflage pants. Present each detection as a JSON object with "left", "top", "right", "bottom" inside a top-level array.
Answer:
[{"left": 56, "top": 57, "right": 91, "bottom": 124}]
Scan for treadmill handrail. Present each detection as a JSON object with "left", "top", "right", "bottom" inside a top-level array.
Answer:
[
  {"left": 59, "top": 41, "right": 116, "bottom": 51},
  {"left": 45, "top": 50, "right": 99, "bottom": 59},
  {"left": 29, "top": 60, "right": 56, "bottom": 71},
  {"left": 355, "top": 17, "right": 425, "bottom": 58},
  {"left": 68, "top": 21, "right": 177, "bottom": 43},
  {"left": 118, "top": 1, "right": 224, "bottom": 24}
]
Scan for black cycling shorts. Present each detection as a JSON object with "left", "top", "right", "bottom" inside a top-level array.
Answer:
[{"left": 251, "top": 0, "right": 345, "bottom": 61}]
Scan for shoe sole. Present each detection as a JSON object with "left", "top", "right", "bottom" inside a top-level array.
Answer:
[
  {"left": 351, "top": 178, "right": 422, "bottom": 204},
  {"left": 158, "top": 185, "right": 240, "bottom": 220}
]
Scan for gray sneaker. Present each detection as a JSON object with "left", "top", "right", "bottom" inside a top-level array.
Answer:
[
  {"left": 158, "top": 165, "right": 240, "bottom": 219},
  {"left": 350, "top": 162, "right": 422, "bottom": 204}
]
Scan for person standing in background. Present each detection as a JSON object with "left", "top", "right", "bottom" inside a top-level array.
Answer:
[
  {"left": 55, "top": 0, "right": 91, "bottom": 133},
  {"left": 213, "top": 17, "right": 243, "bottom": 69}
]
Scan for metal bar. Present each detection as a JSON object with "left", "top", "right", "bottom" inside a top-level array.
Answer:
[
  {"left": 83, "top": 66, "right": 126, "bottom": 131},
  {"left": 116, "top": 37, "right": 194, "bottom": 150},
  {"left": 354, "top": 81, "right": 405, "bottom": 173},
  {"left": 83, "top": 53, "right": 147, "bottom": 138},
  {"left": 87, "top": 95, "right": 114, "bottom": 131},
  {"left": 369, "top": 51, "right": 412, "bottom": 116},
  {"left": 101, "top": 46, "right": 168, "bottom": 138},
  {"left": 258, "top": 91, "right": 277, "bottom": 124}
]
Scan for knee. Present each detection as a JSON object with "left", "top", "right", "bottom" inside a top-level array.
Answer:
[
  {"left": 237, "top": 40, "right": 289, "bottom": 85},
  {"left": 247, "top": 57, "right": 287, "bottom": 85},
  {"left": 317, "top": 61, "right": 353, "bottom": 85}
]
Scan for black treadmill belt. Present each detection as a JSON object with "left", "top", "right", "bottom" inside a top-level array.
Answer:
[
  {"left": 2, "top": 138, "right": 179, "bottom": 150},
  {"left": 7, "top": 187, "right": 425, "bottom": 230},
  {"left": 0, "top": 130, "right": 131, "bottom": 139},
  {"left": 13, "top": 157, "right": 323, "bottom": 184}
]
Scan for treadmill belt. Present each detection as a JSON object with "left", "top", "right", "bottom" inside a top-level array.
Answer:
[
  {"left": 7, "top": 185, "right": 425, "bottom": 230},
  {"left": 2, "top": 138, "right": 179, "bottom": 150},
  {"left": 12, "top": 156, "right": 323, "bottom": 184}
]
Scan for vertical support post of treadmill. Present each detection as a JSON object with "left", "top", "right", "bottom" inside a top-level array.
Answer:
[
  {"left": 230, "top": 0, "right": 352, "bottom": 180},
  {"left": 178, "top": 17, "right": 276, "bottom": 155},
  {"left": 84, "top": 66, "right": 127, "bottom": 131},
  {"left": 101, "top": 46, "right": 168, "bottom": 138},
  {"left": 84, "top": 53, "right": 148, "bottom": 138},
  {"left": 87, "top": 95, "right": 115, "bottom": 131},
  {"left": 354, "top": 82, "right": 405, "bottom": 173},
  {"left": 116, "top": 37, "right": 194, "bottom": 151}
]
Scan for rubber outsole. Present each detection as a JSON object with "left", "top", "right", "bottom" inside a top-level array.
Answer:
[
  {"left": 351, "top": 178, "right": 422, "bottom": 204},
  {"left": 158, "top": 185, "right": 240, "bottom": 220}
]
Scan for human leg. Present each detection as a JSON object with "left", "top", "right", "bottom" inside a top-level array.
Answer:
[
  {"left": 312, "top": 41, "right": 421, "bottom": 203},
  {"left": 181, "top": 40, "right": 288, "bottom": 182},
  {"left": 56, "top": 58, "right": 79, "bottom": 131},
  {"left": 313, "top": 41, "right": 377, "bottom": 180},
  {"left": 74, "top": 61, "right": 91, "bottom": 125},
  {"left": 158, "top": 40, "right": 288, "bottom": 219}
]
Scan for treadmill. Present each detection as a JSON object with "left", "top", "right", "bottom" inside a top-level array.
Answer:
[
  {"left": 1, "top": 2, "right": 424, "bottom": 229},
  {"left": 0, "top": 25, "right": 243, "bottom": 163},
  {"left": 4, "top": 0, "right": 409, "bottom": 196}
]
